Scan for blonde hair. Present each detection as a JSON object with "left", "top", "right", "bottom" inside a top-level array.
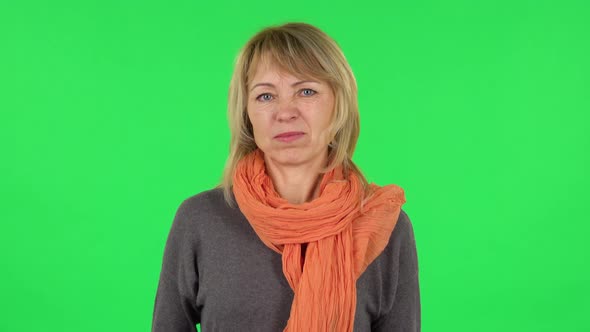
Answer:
[{"left": 217, "top": 22, "right": 369, "bottom": 206}]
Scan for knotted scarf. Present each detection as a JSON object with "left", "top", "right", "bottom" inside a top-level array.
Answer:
[{"left": 232, "top": 148, "right": 406, "bottom": 331}]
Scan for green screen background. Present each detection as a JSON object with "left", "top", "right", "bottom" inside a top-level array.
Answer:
[{"left": 1, "top": 0, "right": 588, "bottom": 331}]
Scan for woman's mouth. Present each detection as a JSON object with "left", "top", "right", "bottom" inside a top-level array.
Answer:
[{"left": 274, "top": 132, "right": 305, "bottom": 143}]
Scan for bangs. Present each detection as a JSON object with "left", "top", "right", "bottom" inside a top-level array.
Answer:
[{"left": 245, "top": 30, "right": 334, "bottom": 88}]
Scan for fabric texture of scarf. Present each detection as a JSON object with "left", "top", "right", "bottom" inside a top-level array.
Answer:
[{"left": 232, "top": 148, "right": 406, "bottom": 332}]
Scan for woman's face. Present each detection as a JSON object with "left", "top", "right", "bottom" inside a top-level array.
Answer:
[{"left": 247, "top": 62, "right": 335, "bottom": 167}]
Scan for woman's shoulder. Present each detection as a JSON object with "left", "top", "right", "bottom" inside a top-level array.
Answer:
[
  {"left": 176, "top": 186, "right": 234, "bottom": 214},
  {"left": 181, "top": 186, "right": 226, "bottom": 207},
  {"left": 171, "top": 187, "right": 239, "bottom": 228},
  {"left": 385, "top": 208, "right": 419, "bottom": 283},
  {"left": 393, "top": 209, "right": 413, "bottom": 239},
  {"left": 386, "top": 208, "right": 416, "bottom": 251}
]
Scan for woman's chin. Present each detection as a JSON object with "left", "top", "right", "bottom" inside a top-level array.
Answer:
[
  {"left": 264, "top": 148, "right": 309, "bottom": 166},
  {"left": 263, "top": 146, "right": 327, "bottom": 167}
]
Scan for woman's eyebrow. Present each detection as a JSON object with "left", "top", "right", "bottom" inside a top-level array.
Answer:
[{"left": 250, "top": 80, "right": 319, "bottom": 92}]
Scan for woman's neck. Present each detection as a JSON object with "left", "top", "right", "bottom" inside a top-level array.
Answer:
[{"left": 264, "top": 153, "right": 328, "bottom": 205}]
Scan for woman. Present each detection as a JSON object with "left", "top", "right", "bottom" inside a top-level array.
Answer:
[{"left": 152, "top": 22, "right": 420, "bottom": 332}]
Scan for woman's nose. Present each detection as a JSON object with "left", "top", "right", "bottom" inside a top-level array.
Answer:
[{"left": 275, "top": 99, "right": 299, "bottom": 121}]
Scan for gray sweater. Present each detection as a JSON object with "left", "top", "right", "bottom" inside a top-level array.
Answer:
[{"left": 152, "top": 187, "right": 420, "bottom": 331}]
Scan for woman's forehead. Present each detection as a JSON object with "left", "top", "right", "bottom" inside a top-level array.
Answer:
[
  {"left": 251, "top": 65, "right": 304, "bottom": 81},
  {"left": 248, "top": 60, "right": 320, "bottom": 86},
  {"left": 252, "top": 48, "right": 320, "bottom": 74}
]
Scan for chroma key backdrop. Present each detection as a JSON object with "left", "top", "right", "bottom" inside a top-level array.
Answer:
[{"left": 0, "top": 0, "right": 588, "bottom": 331}]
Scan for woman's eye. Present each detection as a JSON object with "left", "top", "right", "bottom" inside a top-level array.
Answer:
[
  {"left": 256, "top": 93, "right": 273, "bottom": 102},
  {"left": 256, "top": 89, "right": 316, "bottom": 102},
  {"left": 301, "top": 89, "right": 316, "bottom": 96}
]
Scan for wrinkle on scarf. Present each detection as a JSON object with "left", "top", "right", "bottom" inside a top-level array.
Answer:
[{"left": 232, "top": 148, "right": 406, "bottom": 332}]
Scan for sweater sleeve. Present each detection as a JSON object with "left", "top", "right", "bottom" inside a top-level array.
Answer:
[
  {"left": 372, "top": 211, "right": 421, "bottom": 332},
  {"left": 152, "top": 199, "right": 200, "bottom": 332}
]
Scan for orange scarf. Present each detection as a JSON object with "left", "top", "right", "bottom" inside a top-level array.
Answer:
[{"left": 232, "top": 148, "right": 406, "bottom": 331}]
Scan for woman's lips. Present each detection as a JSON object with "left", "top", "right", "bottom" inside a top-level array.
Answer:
[{"left": 274, "top": 132, "right": 305, "bottom": 143}]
